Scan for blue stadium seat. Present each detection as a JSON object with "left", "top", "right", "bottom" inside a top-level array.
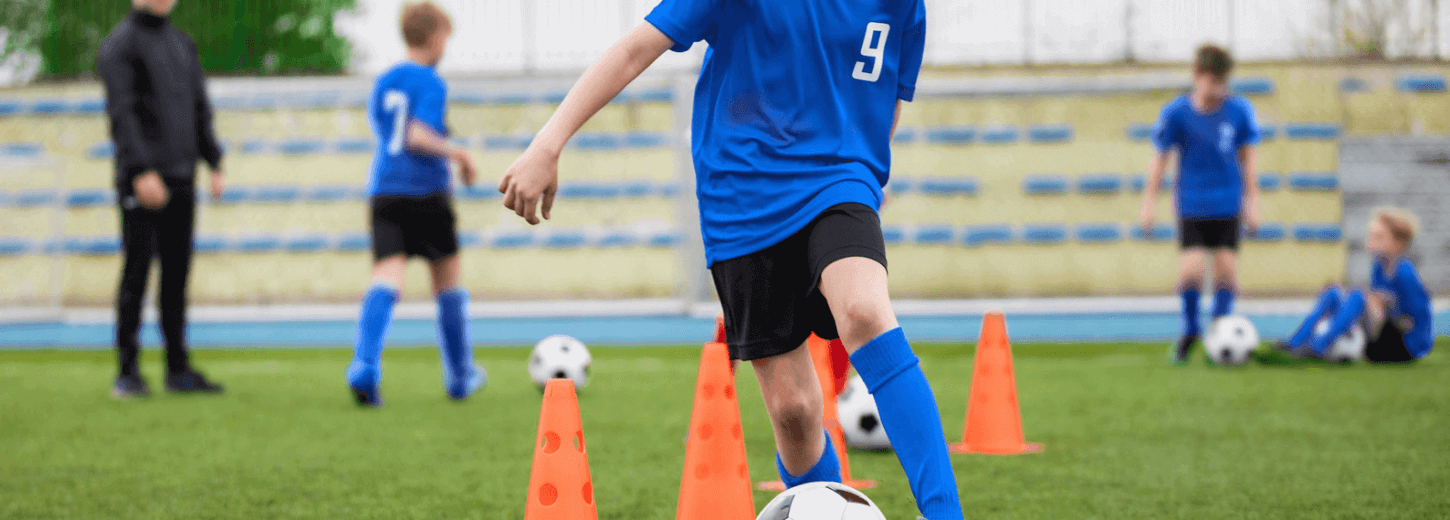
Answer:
[
  {"left": 216, "top": 186, "right": 251, "bottom": 205},
  {"left": 1397, "top": 75, "right": 1447, "bottom": 93},
  {"left": 1287, "top": 173, "right": 1339, "bottom": 192},
  {"left": 624, "top": 132, "right": 668, "bottom": 148},
  {"left": 1231, "top": 77, "right": 1275, "bottom": 95},
  {"left": 1340, "top": 77, "right": 1371, "bottom": 93},
  {"left": 15, "top": 190, "right": 56, "bottom": 207},
  {"left": 491, "top": 231, "right": 534, "bottom": 249},
  {"left": 925, "top": 126, "right": 975, "bottom": 145},
  {"left": 0, "top": 238, "right": 31, "bottom": 256},
  {"left": 881, "top": 226, "right": 905, "bottom": 246},
  {"left": 457, "top": 232, "right": 483, "bottom": 249},
  {"left": 659, "top": 184, "right": 682, "bottom": 197},
  {"left": 1258, "top": 172, "right": 1282, "bottom": 191},
  {"left": 582, "top": 183, "right": 624, "bottom": 199},
  {"left": 893, "top": 128, "right": 919, "bottom": 144},
  {"left": 66, "top": 236, "right": 121, "bottom": 256},
  {"left": 573, "top": 134, "right": 620, "bottom": 151},
  {"left": 306, "top": 185, "right": 359, "bottom": 202},
  {"left": 963, "top": 225, "right": 1013, "bottom": 247},
  {"left": 1128, "top": 174, "right": 1172, "bottom": 192},
  {"left": 334, "top": 138, "right": 373, "bottom": 154},
  {"left": 1075, "top": 223, "right": 1122, "bottom": 243},
  {"left": 1022, "top": 175, "right": 1068, "bottom": 195},
  {"left": 336, "top": 233, "right": 371, "bottom": 252},
  {"left": 88, "top": 142, "right": 115, "bottom": 160},
  {"left": 67, "top": 189, "right": 112, "bottom": 208},
  {"left": 194, "top": 235, "right": 227, "bottom": 254},
  {"left": 28, "top": 100, "right": 69, "bottom": 115},
  {"left": 234, "top": 235, "right": 281, "bottom": 253},
  {"left": 1250, "top": 223, "right": 1286, "bottom": 242},
  {"left": 980, "top": 127, "right": 1020, "bottom": 145},
  {"left": 279, "top": 139, "right": 326, "bottom": 156},
  {"left": 1293, "top": 224, "right": 1343, "bottom": 242},
  {"left": 1284, "top": 123, "right": 1341, "bottom": 140},
  {"left": 888, "top": 179, "right": 911, "bottom": 196},
  {"left": 914, "top": 225, "right": 955, "bottom": 245},
  {"left": 1258, "top": 124, "right": 1278, "bottom": 142},
  {"left": 917, "top": 178, "right": 977, "bottom": 196},
  {"left": 1028, "top": 125, "right": 1073, "bottom": 144},
  {"left": 1126, "top": 123, "right": 1153, "bottom": 142},
  {"left": 240, "top": 140, "right": 270, "bottom": 154},
  {"left": 252, "top": 185, "right": 301, "bottom": 204},
  {"left": 1076, "top": 174, "right": 1122, "bottom": 194},
  {"left": 0, "top": 192, "right": 10, "bottom": 206},
  {"left": 648, "top": 231, "right": 681, "bottom": 248},
  {"left": 1131, "top": 224, "right": 1177, "bottom": 242},
  {"left": 484, "top": 135, "right": 531, "bottom": 150},
  {"left": 545, "top": 231, "right": 588, "bottom": 250},
  {"left": 1, "top": 142, "right": 43, "bottom": 158},
  {"left": 597, "top": 231, "right": 638, "bottom": 248},
  {"left": 621, "top": 182, "right": 652, "bottom": 198},
  {"left": 633, "top": 89, "right": 674, "bottom": 104},
  {"left": 494, "top": 92, "right": 533, "bottom": 105},
  {"left": 0, "top": 100, "right": 22, "bottom": 116},
  {"left": 456, "top": 186, "right": 498, "bottom": 201},
  {"left": 1022, "top": 225, "right": 1067, "bottom": 245},
  {"left": 284, "top": 235, "right": 329, "bottom": 253}
]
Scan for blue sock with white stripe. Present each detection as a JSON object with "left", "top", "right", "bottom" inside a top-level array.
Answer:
[
  {"left": 348, "top": 283, "right": 397, "bottom": 392},
  {"left": 437, "top": 287, "right": 483, "bottom": 399},
  {"left": 776, "top": 431, "right": 841, "bottom": 487},
  {"left": 850, "top": 328, "right": 962, "bottom": 520}
]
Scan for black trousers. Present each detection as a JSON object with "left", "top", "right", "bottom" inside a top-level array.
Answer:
[{"left": 116, "top": 187, "right": 195, "bottom": 376}]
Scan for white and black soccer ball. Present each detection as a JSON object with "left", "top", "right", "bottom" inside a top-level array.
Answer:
[
  {"left": 755, "top": 481, "right": 887, "bottom": 520},
  {"left": 1314, "top": 319, "right": 1367, "bottom": 363},
  {"left": 837, "top": 376, "right": 891, "bottom": 451},
  {"left": 1204, "top": 315, "right": 1260, "bottom": 366},
  {"left": 528, "top": 335, "right": 592, "bottom": 390}
]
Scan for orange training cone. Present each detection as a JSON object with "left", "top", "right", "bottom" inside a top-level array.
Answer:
[
  {"left": 525, "top": 379, "right": 598, "bottom": 520},
  {"left": 714, "top": 313, "right": 727, "bottom": 344},
  {"left": 758, "top": 335, "right": 875, "bottom": 491},
  {"left": 949, "top": 312, "right": 1042, "bottom": 455},
  {"left": 676, "top": 342, "right": 755, "bottom": 520}
]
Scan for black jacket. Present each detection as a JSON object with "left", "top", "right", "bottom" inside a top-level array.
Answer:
[{"left": 97, "top": 10, "right": 223, "bottom": 195}]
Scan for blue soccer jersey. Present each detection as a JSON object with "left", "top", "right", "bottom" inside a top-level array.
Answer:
[
  {"left": 1372, "top": 257, "right": 1434, "bottom": 359},
  {"left": 1152, "top": 95, "right": 1261, "bottom": 219},
  {"left": 645, "top": 0, "right": 927, "bottom": 266},
  {"left": 368, "top": 62, "right": 451, "bottom": 197}
]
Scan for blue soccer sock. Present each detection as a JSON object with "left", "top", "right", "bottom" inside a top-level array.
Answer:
[
  {"left": 1288, "top": 287, "right": 1342, "bottom": 347},
  {"left": 1311, "top": 289, "right": 1365, "bottom": 355},
  {"left": 348, "top": 283, "right": 398, "bottom": 389},
  {"left": 1180, "top": 287, "right": 1203, "bottom": 338},
  {"left": 436, "top": 287, "right": 482, "bottom": 398},
  {"left": 850, "top": 328, "right": 962, "bottom": 520},
  {"left": 1212, "top": 287, "right": 1235, "bottom": 318},
  {"left": 776, "top": 430, "right": 841, "bottom": 488}
]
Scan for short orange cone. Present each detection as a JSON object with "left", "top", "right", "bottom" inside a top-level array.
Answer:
[
  {"left": 676, "top": 342, "right": 755, "bottom": 520},
  {"left": 525, "top": 379, "right": 598, "bottom": 520},
  {"left": 758, "top": 335, "right": 875, "bottom": 491},
  {"left": 949, "top": 312, "right": 1042, "bottom": 455}
]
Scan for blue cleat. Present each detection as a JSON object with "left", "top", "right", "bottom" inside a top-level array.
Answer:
[
  {"left": 445, "top": 364, "right": 487, "bottom": 401},
  {"left": 346, "top": 360, "right": 382, "bottom": 408}
]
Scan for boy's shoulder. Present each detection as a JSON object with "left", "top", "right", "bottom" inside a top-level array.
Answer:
[
  {"left": 1224, "top": 95, "right": 1256, "bottom": 116},
  {"left": 375, "top": 62, "right": 442, "bottom": 88},
  {"left": 1161, "top": 95, "right": 1191, "bottom": 116}
]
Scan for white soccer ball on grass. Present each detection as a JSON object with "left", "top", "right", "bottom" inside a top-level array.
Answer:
[
  {"left": 755, "top": 481, "right": 887, "bottom": 520},
  {"left": 1204, "top": 315, "right": 1260, "bottom": 366}
]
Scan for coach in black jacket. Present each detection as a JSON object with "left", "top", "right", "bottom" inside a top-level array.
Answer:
[{"left": 98, "top": 0, "right": 224, "bottom": 398}]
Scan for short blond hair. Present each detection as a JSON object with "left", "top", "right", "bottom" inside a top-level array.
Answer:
[
  {"left": 401, "top": 1, "right": 452, "bottom": 48},
  {"left": 1372, "top": 207, "right": 1419, "bottom": 246}
]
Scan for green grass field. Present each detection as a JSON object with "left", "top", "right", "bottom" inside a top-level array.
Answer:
[{"left": 2, "top": 342, "right": 1448, "bottom": 519}]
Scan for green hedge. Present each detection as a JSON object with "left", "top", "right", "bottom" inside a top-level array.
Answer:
[{"left": 38, "top": 0, "right": 356, "bottom": 78}]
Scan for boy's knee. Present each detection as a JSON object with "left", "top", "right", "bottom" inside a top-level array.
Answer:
[
  {"left": 835, "top": 300, "right": 895, "bottom": 347},
  {"left": 766, "top": 391, "right": 821, "bottom": 442}
]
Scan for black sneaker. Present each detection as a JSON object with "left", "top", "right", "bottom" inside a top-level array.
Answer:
[
  {"left": 112, "top": 373, "right": 152, "bottom": 399},
  {"left": 1170, "top": 335, "right": 1198, "bottom": 366},
  {"left": 165, "top": 369, "right": 225, "bottom": 394}
]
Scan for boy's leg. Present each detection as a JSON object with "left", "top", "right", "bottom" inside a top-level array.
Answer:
[
  {"left": 430, "top": 255, "right": 484, "bottom": 400},
  {"left": 1210, "top": 249, "right": 1237, "bottom": 318},
  {"left": 750, "top": 343, "right": 836, "bottom": 484},
  {"left": 1310, "top": 288, "right": 1367, "bottom": 355},
  {"left": 1286, "top": 286, "right": 1343, "bottom": 347},
  {"left": 821, "top": 257, "right": 961, "bottom": 520},
  {"left": 1173, "top": 249, "right": 1208, "bottom": 363},
  {"left": 348, "top": 256, "right": 405, "bottom": 405}
]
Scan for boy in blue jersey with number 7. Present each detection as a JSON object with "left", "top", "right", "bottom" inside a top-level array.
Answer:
[
  {"left": 1139, "top": 45, "right": 1263, "bottom": 365},
  {"left": 499, "top": 1, "right": 961, "bottom": 518},
  {"left": 347, "top": 1, "right": 485, "bottom": 407}
]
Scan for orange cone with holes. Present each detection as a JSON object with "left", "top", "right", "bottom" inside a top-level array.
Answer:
[
  {"left": 525, "top": 379, "right": 598, "bottom": 520},
  {"left": 758, "top": 335, "right": 875, "bottom": 491},
  {"left": 676, "top": 342, "right": 755, "bottom": 520},
  {"left": 949, "top": 312, "right": 1042, "bottom": 455}
]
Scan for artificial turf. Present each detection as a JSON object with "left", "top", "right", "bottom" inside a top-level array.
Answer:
[{"left": 1, "top": 341, "right": 1446, "bottom": 519}]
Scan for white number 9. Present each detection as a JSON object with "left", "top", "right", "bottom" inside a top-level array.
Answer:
[{"left": 853, "top": 22, "right": 891, "bottom": 83}]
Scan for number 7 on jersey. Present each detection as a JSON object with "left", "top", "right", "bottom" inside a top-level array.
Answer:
[{"left": 853, "top": 22, "right": 891, "bottom": 83}]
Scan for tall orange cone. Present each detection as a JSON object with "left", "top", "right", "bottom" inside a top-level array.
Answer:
[
  {"left": 949, "top": 312, "right": 1042, "bottom": 455},
  {"left": 525, "top": 379, "right": 598, "bottom": 520},
  {"left": 759, "top": 335, "right": 875, "bottom": 491},
  {"left": 676, "top": 342, "right": 755, "bottom": 520}
]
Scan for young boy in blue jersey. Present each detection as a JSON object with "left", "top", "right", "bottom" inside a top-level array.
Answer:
[
  {"left": 498, "top": 1, "right": 961, "bottom": 518},
  {"left": 347, "top": 1, "right": 484, "bottom": 407},
  {"left": 1274, "top": 208, "right": 1434, "bottom": 363},
  {"left": 1139, "top": 45, "right": 1263, "bottom": 365}
]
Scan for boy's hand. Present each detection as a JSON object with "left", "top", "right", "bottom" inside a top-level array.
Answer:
[
  {"left": 133, "top": 171, "right": 169, "bottom": 209},
  {"left": 499, "top": 146, "right": 559, "bottom": 225},
  {"left": 1244, "top": 200, "right": 1261, "bottom": 234},
  {"left": 454, "top": 149, "right": 477, "bottom": 187},
  {"left": 208, "top": 167, "right": 225, "bottom": 201},
  {"left": 1138, "top": 200, "right": 1155, "bottom": 234}
]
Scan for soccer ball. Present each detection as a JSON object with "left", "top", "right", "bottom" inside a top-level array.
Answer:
[
  {"left": 836, "top": 376, "right": 891, "bottom": 451},
  {"left": 1204, "top": 315, "right": 1260, "bottom": 366},
  {"left": 528, "top": 335, "right": 592, "bottom": 390},
  {"left": 755, "top": 481, "right": 887, "bottom": 520},
  {"left": 1314, "top": 320, "right": 1367, "bottom": 363}
]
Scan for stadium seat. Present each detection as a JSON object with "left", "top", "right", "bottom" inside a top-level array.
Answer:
[
  {"left": 305, "top": 185, "right": 359, "bottom": 202},
  {"left": 28, "top": 100, "right": 68, "bottom": 116},
  {"left": 893, "top": 128, "right": 919, "bottom": 144},
  {"left": 234, "top": 235, "right": 281, "bottom": 254},
  {"left": 87, "top": 142, "right": 115, "bottom": 160},
  {"left": 0, "top": 238, "right": 30, "bottom": 256},
  {"left": 279, "top": 139, "right": 326, "bottom": 156},
  {"left": 917, "top": 178, "right": 978, "bottom": 196},
  {"left": 1075, "top": 223, "right": 1122, "bottom": 243},
  {"left": 1130, "top": 224, "right": 1177, "bottom": 242},
  {"left": 1022, "top": 224, "right": 1067, "bottom": 244},
  {"left": 1231, "top": 77, "right": 1275, "bottom": 95},
  {"left": 0, "top": 100, "right": 21, "bottom": 116},
  {"left": 335, "top": 233, "right": 371, "bottom": 252},
  {"left": 251, "top": 185, "right": 302, "bottom": 204},
  {"left": 1028, "top": 125, "right": 1073, "bottom": 144},
  {"left": 457, "top": 231, "right": 483, "bottom": 249},
  {"left": 888, "top": 179, "right": 911, "bottom": 196},
  {"left": 1125, "top": 123, "right": 1153, "bottom": 142},
  {"left": 1258, "top": 124, "right": 1278, "bottom": 141},
  {"left": 544, "top": 230, "right": 588, "bottom": 249},
  {"left": 573, "top": 133, "right": 621, "bottom": 151},
  {"left": 1340, "top": 77, "right": 1371, "bottom": 93},
  {"left": 1022, "top": 175, "right": 1069, "bottom": 195},
  {"left": 881, "top": 225, "right": 905, "bottom": 246},
  {"left": 1076, "top": 174, "right": 1122, "bottom": 194},
  {"left": 64, "top": 236, "right": 120, "bottom": 256},
  {"left": 623, "top": 132, "right": 668, "bottom": 148},
  {"left": 925, "top": 126, "right": 975, "bottom": 145},
  {"left": 484, "top": 135, "right": 532, "bottom": 150},
  {"left": 1258, "top": 172, "right": 1282, "bottom": 191},
  {"left": 1396, "top": 75, "right": 1447, "bottom": 93},
  {"left": 492, "top": 231, "right": 534, "bottom": 249},
  {"left": 65, "top": 189, "right": 111, "bottom": 208},
  {"left": 914, "top": 225, "right": 955, "bottom": 245},
  {"left": 980, "top": 127, "right": 1020, "bottom": 145},
  {"left": 284, "top": 235, "right": 330, "bottom": 253},
  {"left": 334, "top": 138, "right": 373, "bottom": 154},
  {"left": 1250, "top": 223, "right": 1286, "bottom": 242},
  {"left": 1128, "top": 174, "right": 1172, "bottom": 192},
  {"left": 0, "top": 142, "right": 43, "bottom": 158},
  {"left": 1287, "top": 172, "right": 1339, "bottom": 191},
  {"left": 963, "top": 225, "right": 1013, "bottom": 247},
  {"left": 194, "top": 235, "right": 227, "bottom": 254},
  {"left": 1293, "top": 224, "right": 1343, "bottom": 242},
  {"left": 648, "top": 231, "right": 681, "bottom": 248},
  {"left": 1283, "top": 123, "right": 1341, "bottom": 140},
  {"left": 14, "top": 190, "right": 56, "bottom": 207}
]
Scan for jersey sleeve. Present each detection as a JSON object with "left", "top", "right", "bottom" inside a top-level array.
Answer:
[
  {"left": 896, "top": 0, "right": 927, "bottom": 102},
  {"left": 413, "top": 76, "right": 448, "bottom": 136},
  {"left": 1150, "top": 103, "right": 1180, "bottom": 152},
  {"left": 1235, "top": 99, "right": 1262, "bottom": 148},
  {"left": 645, "top": 0, "right": 722, "bottom": 53}
]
